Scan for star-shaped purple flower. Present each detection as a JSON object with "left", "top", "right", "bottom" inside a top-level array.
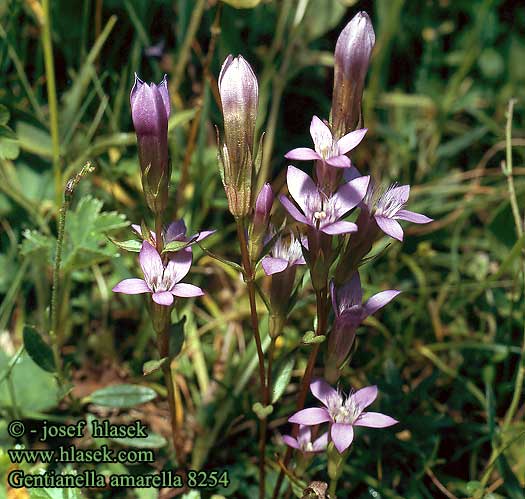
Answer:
[
  {"left": 112, "top": 241, "right": 204, "bottom": 306},
  {"left": 331, "top": 273, "right": 400, "bottom": 332},
  {"left": 261, "top": 228, "right": 307, "bottom": 276},
  {"left": 279, "top": 165, "right": 369, "bottom": 235},
  {"left": 328, "top": 273, "right": 400, "bottom": 367},
  {"left": 282, "top": 425, "right": 328, "bottom": 454},
  {"left": 288, "top": 379, "right": 398, "bottom": 453},
  {"left": 364, "top": 183, "right": 432, "bottom": 241},
  {"left": 285, "top": 116, "right": 367, "bottom": 168}
]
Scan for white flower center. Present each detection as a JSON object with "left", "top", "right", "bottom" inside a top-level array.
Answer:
[
  {"left": 326, "top": 392, "right": 361, "bottom": 424},
  {"left": 271, "top": 233, "right": 304, "bottom": 264},
  {"left": 305, "top": 193, "right": 340, "bottom": 228},
  {"left": 375, "top": 184, "right": 405, "bottom": 218}
]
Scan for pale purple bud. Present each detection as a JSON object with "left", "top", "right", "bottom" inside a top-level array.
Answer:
[
  {"left": 254, "top": 183, "right": 273, "bottom": 226},
  {"left": 248, "top": 184, "right": 274, "bottom": 263},
  {"left": 130, "top": 74, "right": 171, "bottom": 213},
  {"left": 331, "top": 11, "right": 375, "bottom": 138},
  {"left": 218, "top": 55, "right": 259, "bottom": 217}
]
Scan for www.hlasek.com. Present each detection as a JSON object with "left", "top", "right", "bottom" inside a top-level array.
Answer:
[{"left": 6, "top": 419, "right": 230, "bottom": 489}]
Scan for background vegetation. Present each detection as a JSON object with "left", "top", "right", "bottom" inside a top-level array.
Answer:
[{"left": 0, "top": 0, "right": 524, "bottom": 497}]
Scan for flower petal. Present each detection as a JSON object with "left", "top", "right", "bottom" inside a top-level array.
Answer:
[
  {"left": 326, "top": 155, "right": 352, "bottom": 168},
  {"left": 288, "top": 407, "right": 331, "bottom": 425},
  {"left": 350, "top": 385, "right": 378, "bottom": 411},
  {"left": 310, "top": 378, "right": 339, "bottom": 407},
  {"left": 139, "top": 241, "right": 164, "bottom": 287},
  {"left": 363, "top": 290, "right": 401, "bottom": 317},
  {"left": 282, "top": 435, "right": 300, "bottom": 449},
  {"left": 285, "top": 147, "right": 321, "bottom": 161},
  {"left": 152, "top": 291, "right": 174, "bottom": 306},
  {"left": 164, "top": 220, "right": 187, "bottom": 242},
  {"left": 331, "top": 423, "right": 354, "bottom": 453},
  {"left": 171, "top": 283, "right": 204, "bottom": 297},
  {"left": 279, "top": 195, "right": 310, "bottom": 225},
  {"left": 261, "top": 256, "right": 289, "bottom": 276},
  {"left": 297, "top": 425, "right": 312, "bottom": 448},
  {"left": 321, "top": 220, "right": 357, "bottom": 235},
  {"left": 157, "top": 74, "right": 171, "bottom": 118},
  {"left": 112, "top": 278, "right": 151, "bottom": 294},
  {"left": 354, "top": 411, "right": 398, "bottom": 428},
  {"left": 312, "top": 432, "right": 329, "bottom": 452},
  {"left": 310, "top": 115, "right": 333, "bottom": 153},
  {"left": 375, "top": 216, "right": 404, "bottom": 241},
  {"left": 395, "top": 209, "right": 433, "bottom": 224},
  {"left": 343, "top": 166, "right": 362, "bottom": 182},
  {"left": 164, "top": 254, "right": 192, "bottom": 286},
  {"left": 333, "top": 175, "right": 370, "bottom": 216},
  {"left": 337, "top": 128, "right": 367, "bottom": 154},
  {"left": 390, "top": 185, "right": 410, "bottom": 205},
  {"left": 286, "top": 165, "right": 319, "bottom": 215},
  {"left": 194, "top": 229, "right": 216, "bottom": 242}
]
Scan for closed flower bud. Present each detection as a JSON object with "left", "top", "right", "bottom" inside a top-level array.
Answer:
[
  {"left": 331, "top": 11, "right": 375, "bottom": 138},
  {"left": 218, "top": 55, "right": 259, "bottom": 218},
  {"left": 130, "top": 74, "right": 171, "bottom": 214},
  {"left": 249, "top": 183, "right": 273, "bottom": 263}
]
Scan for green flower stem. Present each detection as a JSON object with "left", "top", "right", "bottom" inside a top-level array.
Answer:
[
  {"left": 236, "top": 217, "right": 268, "bottom": 499},
  {"left": 272, "top": 287, "right": 328, "bottom": 499},
  {"left": 49, "top": 190, "right": 69, "bottom": 382},
  {"left": 152, "top": 211, "right": 185, "bottom": 463},
  {"left": 41, "top": 0, "right": 62, "bottom": 207}
]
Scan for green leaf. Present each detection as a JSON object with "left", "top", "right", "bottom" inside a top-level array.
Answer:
[
  {"left": 302, "top": 331, "right": 326, "bottom": 345},
  {"left": 0, "top": 351, "right": 61, "bottom": 413},
  {"left": 271, "top": 357, "right": 295, "bottom": 404},
  {"left": 23, "top": 326, "right": 56, "bottom": 373},
  {"left": 62, "top": 195, "right": 128, "bottom": 271},
  {"left": 87, "top": 384, "right": 157, "bottom": 408},
  {"left": 20, "top": 230, "right": 54, "bottom": 259},
  {"left": 162, "top": 239, "right": 192, "bottom": 253},
  {"left": 109, "top": 432, "right": 167, "bottom": 449},
  {"left": 0, "top": 137, "right": 19, "bottom": 160},
  {"left": 252, "top": 402, "right": 273, "bottom": 420},
  {"left": 143, "top": 358, "right": 167, "bottom": 376},
  {"left": 108, "top": 237, "right": 142, "bottom": 252}
]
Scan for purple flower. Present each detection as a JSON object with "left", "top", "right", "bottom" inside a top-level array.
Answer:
[
  {"left": 288, "top": 379, "right": 398, "bottom": 453},
  {"left": 282, "top": 425, "right": 328, "bottom": 454},
  {"left": 130, "top": 74, "right": 171, "bottom": 213},
  {"left": 112, "top": 241, "right": 204, "bottom": 307},
  {"left": 328, "top": 273, "right": 400, "bottom": 367},
  {"left": 364, "top": 183, "right": 433, "bottom": 241},
  {"left": 131, "top": 220, "right": 215, "bottom": 253},
  {"left": 261, "top": 228, "right": 306, "bottom": 276},
  {"left": 285, "top": 116, "right": 367, "bottom": 169},
  {"left": 279, "top": 165, "right": 369, "bottom": 235},
  {"left": 331, "top": 11, "right": 375, "bottom": 137}
]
